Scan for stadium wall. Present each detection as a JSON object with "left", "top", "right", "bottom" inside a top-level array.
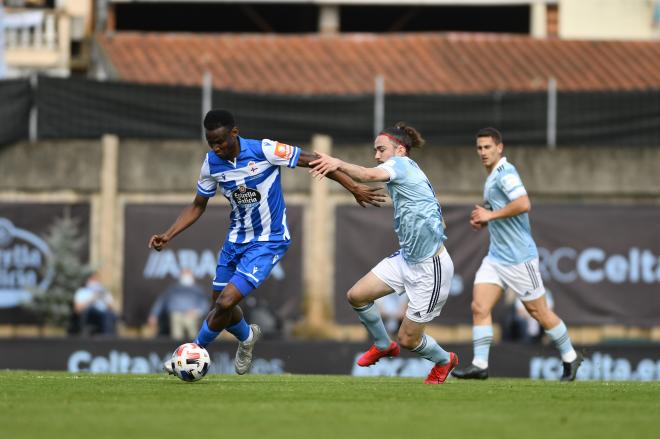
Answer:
[
  {"left": 1, "top": 138, "right": 660, "bottom": 342},
  {"left": 2, "top": 139, "right": 660, "bottom": 197},
  {"left": 1, "top": 338, "right": 660, "bottom": 381}
]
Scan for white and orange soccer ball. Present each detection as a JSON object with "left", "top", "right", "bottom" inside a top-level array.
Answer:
[{"left": 169, "top": 343, "right": 211, "bottom": 382}]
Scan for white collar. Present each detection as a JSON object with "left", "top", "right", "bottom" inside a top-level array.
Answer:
[{"left": 488, "top": 157, "right": 508, "bottom": 178}]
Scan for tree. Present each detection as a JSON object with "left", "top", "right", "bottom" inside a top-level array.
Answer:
[{"left": 28, "top": 211, "right": 93, "bottom": 329}]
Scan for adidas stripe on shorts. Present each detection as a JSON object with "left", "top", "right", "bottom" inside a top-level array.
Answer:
[
  {"left": 474, "top": 256, "right": 545, "bottom": 301},
  {"left": 371, "top": 248, "right": 454, "bottom": 323}
]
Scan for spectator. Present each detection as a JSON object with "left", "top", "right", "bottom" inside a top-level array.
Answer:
[
  {"left": 148, "top": 268, "right": 209, "bottom": 340},
  {"left": 74, "top": 272, "right": 117, "bottom": 335}
]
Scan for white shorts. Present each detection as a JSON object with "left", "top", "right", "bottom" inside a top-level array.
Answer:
[
  {"left": 371, "top": 249, "right": 454, "bottom": 323},
  {"left": 474, "top": 256, "right": 545, "bottom": 301}
]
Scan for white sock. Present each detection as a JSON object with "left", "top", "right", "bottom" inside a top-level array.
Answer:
[
  {"left": 242, "top": 327, "right": 254, "bottom": 344},
  {"left": 562, "top": 349, "right": 577, "bottom": 363},
  {"left": 472, "top": 359, "right": 488, "bottom": 369}
]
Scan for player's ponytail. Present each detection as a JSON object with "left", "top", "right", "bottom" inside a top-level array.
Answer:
[
  {"left": 380, "top": 122, "right": 426, "bottom": 155},
  {"left": 396, "top": 122, "right": 425, "bottom": 150}
]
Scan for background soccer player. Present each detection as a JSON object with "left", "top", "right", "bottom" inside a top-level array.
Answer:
[
  {"left": 452, "top": 127, "right": 582, "bottom": 381},
  {"left": 310, "top": 122, "right": 457, "bottom": 384},
  {"left": 149, "top": 109, "right": 384, "bottom": 375}
]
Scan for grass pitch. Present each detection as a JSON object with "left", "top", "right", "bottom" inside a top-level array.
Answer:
[{"left": 1, "top": 372, "right": 658, "bottom": 439}]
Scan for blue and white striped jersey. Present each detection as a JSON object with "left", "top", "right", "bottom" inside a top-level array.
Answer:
[
  {"left": 483, "top": 157, "right": 538, "bottom": 264},
  {"left": 196, "top": 136, "right": 301, "bottom": 243}
]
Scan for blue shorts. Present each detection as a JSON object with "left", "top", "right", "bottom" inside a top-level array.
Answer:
[{"left": 212, "top": 240, "right": 290, "bottom": 296}]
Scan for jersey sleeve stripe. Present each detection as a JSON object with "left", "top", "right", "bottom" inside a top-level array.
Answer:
[
  {"left": 197, "top": 184, "right": 216, "bottom": 197},
  {"left": 507, "top": 186, "right": 527, "bottom": 200},
  {"left": 377, "top": 163, "right": 396, "bottom": 181},
  {"left": 287, "top": 147, "right": 301, "bottom": 168}
]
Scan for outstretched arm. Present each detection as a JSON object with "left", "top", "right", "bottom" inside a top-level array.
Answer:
[
  {"left": 297, "top": 150, "right": 386, "bottom": 207},
  {"left": 148, "top": 195, "right": 209, "bottom": 251},
  {"left": 308, "top": 152, "right": 390, "bottom": 183}
]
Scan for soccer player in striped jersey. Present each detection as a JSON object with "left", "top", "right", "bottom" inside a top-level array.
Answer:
[
  {"left": 149, "top": 109, "right": 384, "bottom": 375},
  {"left": 452, "top": 127, "right": 582, "bottom": 381},
  {"left": 311, "top": 122, "right": 458, "bottom": 384}
]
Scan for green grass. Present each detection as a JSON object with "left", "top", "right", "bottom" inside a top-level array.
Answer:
[{"left": 1, "top": 372, "right": 659, "bottom": 439}]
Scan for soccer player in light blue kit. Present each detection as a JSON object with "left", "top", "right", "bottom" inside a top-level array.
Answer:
[
  {"left": 311, "top": 122, "right": 458, "bottom": 384},
  {"left": 452, "top": 127, "right": 582, "bottom": 381},
  {"left": 149, "top": 110, "right": 384, "bottom": 376}
]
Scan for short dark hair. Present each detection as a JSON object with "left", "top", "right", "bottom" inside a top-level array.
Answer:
[
  {"left": 476, "top": 127, "right": 502, "bottom": 145},
  {"left": 204, "top": 109, "right": 235, "bottom": 131}
]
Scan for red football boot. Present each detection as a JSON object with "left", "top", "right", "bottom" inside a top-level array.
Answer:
[
  {"left": 357, "top": 341, "right": 401, "bottom": 367},
  {"left": 424, "top": 352, "right": 459, "bottom": 384}
]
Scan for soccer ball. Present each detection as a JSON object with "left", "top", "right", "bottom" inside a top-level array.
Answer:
[{"left": 170, "top": 343, "right": 211, "bottom": 382}]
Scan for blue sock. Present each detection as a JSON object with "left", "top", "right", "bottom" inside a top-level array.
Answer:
[
  {"left": 353, "top": 302, "right": 391, "bottom": 350},
  {"left": 545, "top": 321, "right": 577, "bottom": 363},
  {"left": 472, "top": 325, "right": 493, "bottom": 369},
  {"left": 226, "top": 318, "right": 251, "bottom": 342},
  {"left": 194, "top": 320, "right": 220, "bottom": 348},
  {"left": 411, "top": 334, "right": 450, "bottom": 365}
]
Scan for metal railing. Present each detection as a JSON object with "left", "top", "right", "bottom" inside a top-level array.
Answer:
[{"left": 4, "top": 9, "right": 57, "bottom": 50}]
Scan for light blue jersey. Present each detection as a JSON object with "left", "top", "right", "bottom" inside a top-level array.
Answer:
[
  {"left": 378, "top": 156, "right": 446, "bottom": 264},
  {"left": 483, "top": 157, "right": 538, "bottom": 265}
]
